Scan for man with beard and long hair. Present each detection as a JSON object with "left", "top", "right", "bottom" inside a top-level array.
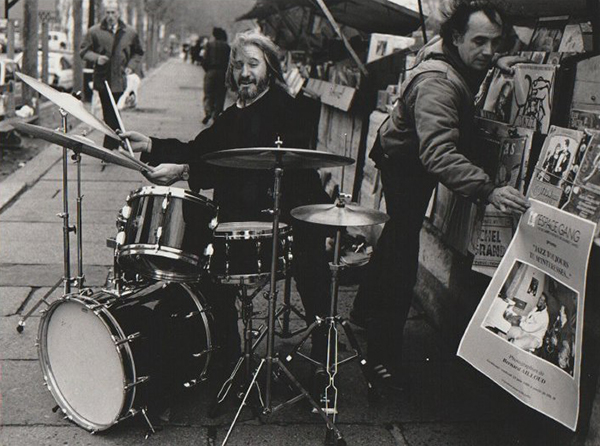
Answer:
[{"left": 122, "top": 30, "right": 333, "bottom": 400}]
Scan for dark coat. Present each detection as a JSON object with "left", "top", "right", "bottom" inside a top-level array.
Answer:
[
  {"left": 142, "top": 85, "right": 330, "bottom": 223},
  {"left": 80, "top": 18, "right": 144, "bottom": 92}
]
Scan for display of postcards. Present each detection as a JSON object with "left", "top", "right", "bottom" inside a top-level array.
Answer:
[
  {"left": 569, "top": 108, "right": 600, "bottom": 131},
  {"left": 511, "top": 64, "right": 556, "bottom": 134},
  {"left": 528, "top": 16, "right": 569, "bottom": 52},
  {"left": 527, "top": 126, "right": 586, "bottom": 206},
  {"left": 573, "top": 131, "right": 600, "bottom": 192},
  {"left": 559, "top": 23, "right": 585, "bottom": 53},
  {"left": 563, "top": 186, "right": 600, "bottom": 235},
  {"left": 480, "top": 69, "right": 514, "bottom": 123},
  {"left": 530, "top": 52, "right": 547, "bottom": 64},
  {"left": 546, "top": 52, "right": 562, "bottom": 66}
]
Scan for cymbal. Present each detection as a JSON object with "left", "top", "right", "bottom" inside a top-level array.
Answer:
[
  {"left": 12, "top": 122, "right": 152, "bottom": 173},
  {"left": 202, "top": 147, "right": 354, "bottom": 170},
  {"left": 16, "top": 72, "right": 119, "bottom": 140},
  {"left": 291, "top": 203, "right": 389, "bottom": 227}
]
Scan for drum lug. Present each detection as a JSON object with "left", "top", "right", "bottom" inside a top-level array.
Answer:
[
  {"left": 209, "top": 216, "right": 219, "bottom": 230},
  {"left": 116, "top": 331, "right": 142, "bottom": 346},
  {"left": 125, "top": 375, "right": 150, "bottom": 390},
  {"left": 155, "top": 227, "right": 163, "bottom": 249},
  {"left": 192, "top": 346, "right": 218, "bottom": 358}
]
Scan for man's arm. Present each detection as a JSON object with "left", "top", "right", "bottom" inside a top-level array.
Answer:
[
  {"left": 126, "top": 31, "right": 144, "bottom": 74},
  {"left": 414, "top": 77, "right": 529, "bottom": 213},
  {"left": 80, "top": 29, "right": 104, "bottom": 64}
]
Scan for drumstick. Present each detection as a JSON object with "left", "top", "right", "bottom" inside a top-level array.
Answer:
[{"left": 104, "top": 80, "right": 136, "bottom": 158}]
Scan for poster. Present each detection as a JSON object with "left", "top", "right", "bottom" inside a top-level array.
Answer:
[
  {"left": 511, "top": 64, "right": 556, "bottom": 134},
  {"left": 480, "top": 69, "right": 515, "bottom": 123},
  {"left": 458, "top": 200, "right": 596, "bottom": 431},
  {"left": 527, "top": 126, "right": 585, "bottom": 206}
]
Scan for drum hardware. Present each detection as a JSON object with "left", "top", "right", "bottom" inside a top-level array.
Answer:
[
  {"left": 286, "top": 195, "right": 390, "bottom": 426},
  {"left": 204, "top": 141, "right": 352, "bottom": 446},
  {"left": 16, "top": 108, "right": 86, "bottom": 333}
]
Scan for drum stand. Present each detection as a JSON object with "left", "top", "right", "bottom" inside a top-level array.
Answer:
[
  {"left": 17, "top": 109, "right": 85, "bottom": 333},
  {"left": 285, "top": 198, "right": 374, "bottom": 427},
  {"left": 221, "top": 146, "right": 345, "bottom": 446}
]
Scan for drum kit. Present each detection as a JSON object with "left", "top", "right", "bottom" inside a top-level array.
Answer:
[{"left": 12, "top": 73, "right": 389, "bottom": 445}]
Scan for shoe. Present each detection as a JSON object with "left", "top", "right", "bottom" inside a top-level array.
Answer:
[{"left": 369, "top": 363, "right": 404, "bottom": 392}]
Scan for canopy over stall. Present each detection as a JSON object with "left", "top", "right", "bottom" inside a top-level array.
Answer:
[{"left": 237, "top": 0, "right": 423, "bottom": 36}]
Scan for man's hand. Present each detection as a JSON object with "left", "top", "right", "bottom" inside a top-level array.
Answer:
[
  {"left": 488, "top": 186, "right": 530, "bottom": 214},
  {"left": 119, "top": 130, "right": 151, "bottom": 153},
  {"left": 143, "top": 164, "right": 185, "bottom": 186},
  {"left": 97, "top": 55, "right": 110, "bottom": 66},
  {"left": 496, "top": 55, "right": 529, "bottom": 74}
]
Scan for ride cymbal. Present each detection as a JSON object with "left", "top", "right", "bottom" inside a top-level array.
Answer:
[{"left": 291, "top": 203, "right": 389, "bottom": 227}]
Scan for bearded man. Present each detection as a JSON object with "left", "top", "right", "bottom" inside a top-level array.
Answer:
[{"left": 122, "top": 30, "right": 332, "bottom": 394}]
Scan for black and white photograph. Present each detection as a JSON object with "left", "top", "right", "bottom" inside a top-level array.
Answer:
[
  {"left": 1, "top": 0, "right": 600, "bottom": 445},
  {"left": 483, "top": 261, "right": 578, "bottom": 377}
]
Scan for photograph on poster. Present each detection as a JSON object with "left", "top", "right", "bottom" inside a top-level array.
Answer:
[{"left": 482, "top": 261, "right": 578, "bottom": 377}]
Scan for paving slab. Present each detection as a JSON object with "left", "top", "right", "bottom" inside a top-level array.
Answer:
[
  {"left": 0, "top": 287, "right": 32, "bottom": 316},
  {"left": 0, "top": 316, "right": 39, "bottom": 359},
  {"left": 0, "top": 360, "right": 69, "bottom": 426},
  {"left": 0, "top": 264, "right": 110, "bottom": 287},
  {"left": 0, "top": 222, "right": 115, "bottom": 265}
]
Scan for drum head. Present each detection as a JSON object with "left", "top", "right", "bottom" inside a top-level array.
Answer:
[{"left": 40, "top": 299, "right": 126, "bottom": 430}]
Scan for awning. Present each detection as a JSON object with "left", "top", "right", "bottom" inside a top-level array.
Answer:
[{"left": 237, "top": 0, "right": 423, "bottom": 36}]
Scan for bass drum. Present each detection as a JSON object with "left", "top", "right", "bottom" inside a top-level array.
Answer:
[{"left": 37, "top": 282, "right": 215, "bottom": 432}]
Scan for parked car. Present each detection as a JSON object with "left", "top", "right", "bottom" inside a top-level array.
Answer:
[
  {"left": 13, "top": 51, "right": 74, "bottom": 92},
  {"left": 0, "top": 58, "right": 25, "bottom": 118},
  {"left": 48, "top": 31, "right": 68, "bottom": 52}
]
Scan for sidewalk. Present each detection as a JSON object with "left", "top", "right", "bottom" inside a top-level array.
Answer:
[{"left": 0, "top": 58, "right": 555, "bottom": 446}]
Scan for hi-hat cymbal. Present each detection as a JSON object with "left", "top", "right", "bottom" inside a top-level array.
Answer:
[
  {"left": 291, "top": 203, "right": 389, "bottom": 227},
  {"left": 12, "top": 122, "right": 152, "bottom": 173},
  {"left": 16, "top": 72, "right": 119, "bottom": 140},
  {"left": 202, "top": 147, "right": 354, "bottom": 170}
]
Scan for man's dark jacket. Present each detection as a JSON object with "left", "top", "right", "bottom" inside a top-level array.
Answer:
[{"left": 142, "top": 85, "right": 329, "bottom": 222}]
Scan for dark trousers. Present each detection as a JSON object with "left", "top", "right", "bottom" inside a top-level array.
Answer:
[
  {"left": 203, "top": 69, "right": 226, "bottom": 120},
  {"left": 98, "top": 87, "right": 123, "bottom": 150},
  {"left": 354, "top": 152, "right": 436, "bottom": 371}
]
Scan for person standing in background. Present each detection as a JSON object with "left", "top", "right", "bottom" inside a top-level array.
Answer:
[
  {"left": 201, "top": 27, "right": 230, "bottom": 125},
  {"left": 81, "top": 0, "right": 144, "bottom": 150}
]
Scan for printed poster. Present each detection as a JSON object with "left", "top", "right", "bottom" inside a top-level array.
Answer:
[
  {"left": 458, "top": 200, "right": 596, "bottom": 431},
  {"left": 511, "top": 64, "right": 556, "bottom": 134}
]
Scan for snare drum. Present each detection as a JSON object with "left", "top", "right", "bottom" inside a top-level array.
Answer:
[
  {"left": 209, "top": 221, "right": 292, "bottom": 285},
  {"left": 116, "top": 186, "right": 218, "bottom": 282},
  {"left": 37, "top": 282, "right": 215, "bottom": 432}
]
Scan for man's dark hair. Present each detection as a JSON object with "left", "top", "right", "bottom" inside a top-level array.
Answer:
[
  {"left": 439, "top": 0, "right": 506, "bottom": 47},
  {"left": 213, "top": 27, "right": 228, "bottom": 41}
]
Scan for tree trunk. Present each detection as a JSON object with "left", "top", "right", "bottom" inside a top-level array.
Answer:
[
  {"left": 23, "top": 0, "right": 39, "bottom": 105},
  {"left": 73, "top": 0, "right": 84, "bottom": 94}
]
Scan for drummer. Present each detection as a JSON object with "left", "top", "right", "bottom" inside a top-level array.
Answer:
[{"left": 121, "top": 30, "right": 332, "bottom": 396}]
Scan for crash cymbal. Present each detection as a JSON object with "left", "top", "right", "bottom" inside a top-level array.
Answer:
[
  {"left": 16, "top": 72, "right": 119, "bottom": 140},
  {"left": 291, "top": 203, "right": 389, "bottom": 227},
  {"left": 12, "top": 122, "right": 152, "bottom": 173},
  {"left": 202, "top": 147, "right": 354, "bottom": 170}
]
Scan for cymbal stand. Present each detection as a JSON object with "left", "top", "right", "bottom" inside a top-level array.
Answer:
[
  {"left": 275, "top": 264, "right": 306, "bottom": 338},
  {"left": 285, "top": 197, "right": 373, "bottom": 422},
  {"left": 17, "top": 108, "right": 85, "bottom": 332},
  {"left": 222, "top": 140, "right": 345, "bottom": 446}
]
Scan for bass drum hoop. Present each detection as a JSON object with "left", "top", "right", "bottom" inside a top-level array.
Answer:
[{"left": 37, "top": 293, "right": 135, "bottom": 432}]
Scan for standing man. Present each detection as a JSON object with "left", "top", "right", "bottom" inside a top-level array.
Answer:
[
  {"left": 122, "top": 30, "right": 332, "bottom": 396},
  {"left": 352, "top": 0, "right": 530, "bottom": 389},
  {"left": 201, "top": 27, "right": 230, "bottom": 125},
  {"left": 81, "top": 0, "right": 144, "bottom": 150}
]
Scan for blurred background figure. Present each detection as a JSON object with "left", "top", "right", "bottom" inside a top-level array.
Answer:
[
  {"left": 80, "top": 0, "right": 144, "bottom": 149},
  {"left": 200, "top": 27, "right": 230, "bottom": 125}
]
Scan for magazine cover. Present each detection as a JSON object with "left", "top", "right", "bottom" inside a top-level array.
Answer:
[
  {"left": 480, "top": 69, "right": 515, "bottom": 123},
  {"left": 459, "top": 200, "right": 596, "bottom": 431},
  {"left": 527, "top": 126, "right": 585, "bottom": 206},
  {"left": 528, "top": 16, "right": 568, "bottom": 52},
  {"left": 511, "top": 64, "right": 557, "bottom": 134},
  {"left": 569, "top": 108, "right": 600, "bottom": 131}
]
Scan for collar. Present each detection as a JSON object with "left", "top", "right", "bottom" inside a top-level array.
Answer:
[
  {"left": 236, "top": 86, "right": 270, "bottom": 108},
  {"left": 101, "top": 18, "right": 124, "bottom": 33}
]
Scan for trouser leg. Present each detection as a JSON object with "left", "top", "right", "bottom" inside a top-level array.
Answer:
[
  {"left": 291, "top": 221, "right": 331, "bottom": 363},
  {"left": 99, "top": 88, "right": 122, "bottom": 150}
]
